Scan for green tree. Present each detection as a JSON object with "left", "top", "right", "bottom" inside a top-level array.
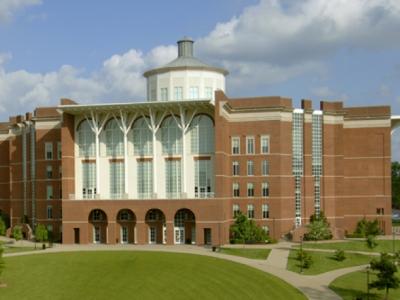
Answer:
[
  {"left": 12, "top": 225, "right": 23, "bottom": 242},
  {"left": 230, "top": 212, "right": 270, "bottom": 244},
  {"left": 296, "top": 249, "right": 313, "bottom": 269},
  {"left": 366, "top": 235, "right": 378, "bottom": 249},
  {"left": 333, "top": 249, "right": 346, "bottom": 261},
  {"left": 369, "top": 253, "right": 400, "bottom": 300},
  {"left": 0, "top": 217, "right": 6, "bottom": 236},
  {"left": 392, "top": 162, "right": 400, "bottom": 209},
  {"left": 354, "top": 218, "right": 381, "bottom": 237},
  {"left": 304, "top": 211, "right": 332, "bottom": 241},
  {"left": 35, "top": 224, "right": 48, "bottom": 243}
]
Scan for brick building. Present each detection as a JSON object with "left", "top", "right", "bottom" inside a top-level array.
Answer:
[{"left": 0, "top": 38, "right": 392, "bottom": 245}]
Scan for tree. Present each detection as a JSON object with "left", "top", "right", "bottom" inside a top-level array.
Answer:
[
  {"left": 0, "top": 217, "right": 6, "bottom": 236},
  {"left": 230, "top": 212, "right": 270, "bottom": 244},
  {"left": 369, "top": 253, "right": 400, "bottom": 300},
  {"left": 303, "top": 211, "right": 332, "bottom": 241},
  {"left": 333, "top": 249, "right": 346, "bottom": 261},
  {"left": 392, "top": 162, "right": 400, "bottom": 209},
  {"left": 366, "top": 235, "right": 378, "bottom": 249},
  {"left": 35, "top": 224, "right": 48, "bottom": 244},
  {"left": 354, "top": 218, "right": 381, "bottom": 237},
  {"left": 296, "top": 249, "right": 313, "bottom": 269},
  {"left": 12, "top": 225, "right": 23, "bottom": 242}
]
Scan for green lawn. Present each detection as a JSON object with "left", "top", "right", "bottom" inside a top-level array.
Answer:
[
  {"left": 1, "top": 251, "right": 306, "bottom": 300},
  {"left": 219, "top": 247, "right": 271, "bottom": 260},
  {"left": 299, "top": 240, "right": 400, "bottom": 253},
  {"left": 287, "top": 250, "right": 374, "bottom": 275},
  {"left": 330, "top": 270, "right": 400, "bottom": 300}
]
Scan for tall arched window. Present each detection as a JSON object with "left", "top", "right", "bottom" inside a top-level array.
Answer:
[
  {"left": 105, "top": 119, "right": 123, "bottom": 156},
  {"left": 77, "top": 119, "right": 95, "bottom": 157},
  {"left": 190, "top": 115, "right": 214, "bottom": 154},
  {"left": 161, "top": 116, "right": 182, "bottom": 155},
  {"left": 132, "top": 117, "right": 152, "bottom": 156}
]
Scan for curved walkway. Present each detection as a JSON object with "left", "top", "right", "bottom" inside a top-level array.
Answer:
[{"left": 3, "top": 242, "right": 367, "bottom": 300}]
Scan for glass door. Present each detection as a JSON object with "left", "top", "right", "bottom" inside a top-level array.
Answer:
[
  {"left": 149, "top": 227, "right": 156, "bottom": 244},
  {"left": 174, "top": 227, "right": 184, "bottom": 244},
  {"left": 121, "top": 226, "right": 128, "bottom": 244},
  {"left": 94, "top": 226, "right": 100, "bottom": 243}
]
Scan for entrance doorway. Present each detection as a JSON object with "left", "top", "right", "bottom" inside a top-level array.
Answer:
[
  {"left": 149, "top": 227, "right": 157, "bottom": 244},
  {"left": 174, "top": 209, "right": 196, "bottom": 244},
  {"left": 74, "top": 228, "right": 80, "bottom": 244},
  {"left": 204, "top": 228, "right": 212, "bottom": 245}
]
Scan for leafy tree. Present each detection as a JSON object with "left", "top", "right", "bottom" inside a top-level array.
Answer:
[
  {"left": 369, "top": 253, "right": 400, "bottom": 300},
  {"left": 35, "top": 224, "right": 48, "bottom": 243},
  {"left": 12, "top": 225, "right": 23, "bottom": 242},
  {"left": 333, "top": 249, "right": 346, "bottom": 261},
  {"left": 367, "top": 235, "right": 378, "bottom": 249},
  {"left": 304, "top": 211, "right": 332, "bottom": 241},
  {"left": 354, "top": 218, "right": 381, "bottom": 238},
  {"left": 296, "top": 250, "right": 313, "bottom": 269},
  {"left": 392, "top": 162, "right": 400, "bottom": 209},
  {"left": 230, "top": 212, "right": 270, "bottom": 244},
  {"left": 0, "top": 217, "right": 6, "bottom": 236}
]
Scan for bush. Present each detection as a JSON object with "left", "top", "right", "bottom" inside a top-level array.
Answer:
[
  {"left": 303, "top": 211, "right": 332, "bottom": 241},
  {"left": 230, "top": 212, "right": 271, "bottom": 244},
  {"left": 296, "top": 250, "right": 313, "bottom": 269},
  {"left": 35, "top": 224, "right": 48, "bottom": 243},
  {"left": 367, "top": 235, "right": 378, "bottom": 249},
  {"left": 12, "top": 225, "right": 23, "bottom": 241},
  {"left": 0, "top": 217, "right": 6, "bottom": 236},
  {"left": 0, "top": 247, "right": 4, "bottom": 278},
  {"left": 333, "top": 249, "right": 346, "bottom": 261},
  {"left": 354, "top": 218, "right": 382, "bottom": 237}
]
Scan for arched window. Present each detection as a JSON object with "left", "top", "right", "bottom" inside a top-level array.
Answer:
[
  {"left": 77, "top": 120, "right": 95, "bottom": 157},
  {"left": 132, "top": 117, "right": 152, "bottom": 156},
  {"left": 105, "top": 119, "right": 123, "bottom": 156},
  {"left": 190, "top": 115, "right": 214, "bottom": 154},
  {"left": 161, "top": 116, "right": 182, "bottom": 155}
]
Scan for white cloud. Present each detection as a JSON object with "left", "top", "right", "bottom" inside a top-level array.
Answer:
[{"left": 0, "top": 0, "right": 42, "bottom": 22}]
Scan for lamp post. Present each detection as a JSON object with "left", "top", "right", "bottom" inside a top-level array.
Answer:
[{"left": 300, "top": 235, "right": 304, "bottom": 274}]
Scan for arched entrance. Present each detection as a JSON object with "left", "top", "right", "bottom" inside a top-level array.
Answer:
[
  {"left": 88, "top": 209, "right": 108, "bottom": 244},
  {"left": 116, "top": 209, "right": 136, "bottom": 244},
  {"left": 145, "top": 209, "right": 166, "bottom": 244},
  {"left": 174, "top": 209, "right": 196, "bottom": 244}
]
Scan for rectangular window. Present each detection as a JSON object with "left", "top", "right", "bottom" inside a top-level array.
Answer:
[
  {"left": 233, "top": 204, "right": 240, "bottom": 218},
  {"left": 205, "top": 87, "right": 213, "bottom": 99},
  {"left": 247, "top": 183, "right": 254, "bottom": 197},
  {"left": 377, "top": 208, "right": 384, "bottom": 215},
  {"left": 160, "top": 87, "right": 168, "bottom": 101},
  {"left": 137, "top": 160, "right": 153, "bottom": 199},
  {"left": 110, "top": 161, "right": 125, "bottom": 199},
  {"left": 232, "top": 161, "right": 239, "bottom": 176},
  {"left": 262, "top": 160, "right": 269, "bottom": 176},
  {"left": 57, "top": 142, "right": 62, "bottom": 160},
  {"left": 262, "top": 182, "right": 269, "bottom": 197},
  {"left": 82, "top": 162, "right": 96, "bottom": 199},
  {"left": 247, "top": 204, "right": 254, "bottom": 219},
  {"left": 247, "top": 160, "right": 254, "bottom": 176},
  {"left": 195, "top": 160, "right": 213, "bottom": 198},
  {"left": 189, "top": 86, "right": 199, "bottom": 99},
  {"left": 233, "top": 183, "right": 240, "bottom": 197},
  {"left": 231, "top": 137, "right": 240, "bottom": 154},
  {"left": 246, "top": 136, "right": 255, "bottom": 154},
  {"left": 174, "top": 86, "right": 183, "bottom": 100},
  {"left": 46, "top": 185, "right": 53, "bottom": 200},
  {"left": 46, "top": 165, "right": 53, "bottom": 179},
  {"left": 262, "top": 204, "right": 269, "bottom": 219},
  {"left": 45, "top": 142, "right": 53, "bottom": 160},
  {"left": 165, "top": 159, "right": 181, "bottom": 199},
  {"left": 261, "top": 135, "right": 270, "bottom": 154},
  {"left": 47, "top": 205, "right": 53, "bottom": 219}
]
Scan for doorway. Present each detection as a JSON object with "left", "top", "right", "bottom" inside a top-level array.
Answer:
[{"left": 74, "top": 228, "right": 80, "bottom": 244}]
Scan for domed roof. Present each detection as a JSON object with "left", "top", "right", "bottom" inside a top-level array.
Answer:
[{"left": 143, "top": 37, "right": 228, "bottom": 77}]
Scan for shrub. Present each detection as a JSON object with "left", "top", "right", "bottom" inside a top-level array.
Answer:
[
  {"left": 230, "top": 212, "right": 271, "bottom": 244},
  {"left": 0, "top": 217, "right": 6, "bottom": 236},
  {"left": 333, "top": 249, "right": 346, "bottom": 261},
  {"left": 303, "top": 211, "right": 332, "bottom": 241},
  {"left": 35, "top": 224, "right": 48, "bottom": 243},
  {"left": 354, "top": 218, "right": 382, "bottom": 237},
  {"left": 367, "top": 235, "right": 378, "bottom": 249},
  {"left": 296, "top": 250, "right": 313, "bottom": 269},
  {"left": 12, "top": 225, "right": 23, "bottom": 241},
  {"left": 0, "top": 247, "right": 4, "bottom": 278}
]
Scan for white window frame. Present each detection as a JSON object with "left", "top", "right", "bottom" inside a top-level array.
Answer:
[
  {"left": 233, "top": 183, "right": 240, "bottom": 197},
  {"left": 174, "top": 86, "right": 183, "bottom": 100},
  {"left": 261, "top": 135, "right": 270, "bottom": 154},
  {"left": 247, "top": 160, "right": 254, "bottom": 176},
  {"left": 46, "top": 185, "right": 53, "bottom": 200},
  {"left": 46, "top": 165, "right": 53, "bottom": 179},
  {"left": 45, "top": 142, "right": 53, "bottom": 160},
  {"left": 247, "top": 183, "right": 254, "bottom": 197},
  {"left": 231, "top": 137, "right": 240, "bottom": 155},
  {"left": 232, "top": 161, "right": 239, "bottom": 176},
  {"left": 262, "top": 160, "right": 269, "bottom": 176},
  {"left": 246, "top": 136, "right": 255, "bottom": 154},
  {"left": 160, "top": 87, "right": 168, "bottom": 101},
  {"left": 189, "top": 86, "right": 199, "bottom": 99},
  {"left": 205, "top": 86, "right": 213, "bottom": 99},
  {"left": 262, "top": 204, "right": 269, "bottom": 219},
  {"left": 247, "top": 204, "right": 254, "bottom": 219},
  {"left": 233, "top": 204, "right": 240, "bottom": 218},
  {"left": 47, "top": 205, "right": 53, "bottom": 219}
]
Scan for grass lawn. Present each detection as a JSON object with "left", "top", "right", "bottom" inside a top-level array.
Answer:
[
  {"left": 287, "top": 250, "right": 374, "bottom": 275},
  {"left": 330, "top": 270, "right": 400, "bottom": 300},
  {"left": 298, "top": 240, "right": 400, "bottom": 253},
  {"left": 1, "top": 251, "right": 306, "bottom": 300},
  {"left": 219, "top": 247, "right": 271, "bottom": 260},
  {"left": 1, "top": 241, "right": 38, "bottom": 254}
]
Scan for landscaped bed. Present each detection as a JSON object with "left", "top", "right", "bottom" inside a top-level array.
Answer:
[
  {"left": 297, "top": 240, "right": 400, "bottom": 253},
  {"left": 219, "top": 247, "right": 271, "bottom": 260},
  {"left": 1, "top": 251, "right": 306, "bottom": 300}
]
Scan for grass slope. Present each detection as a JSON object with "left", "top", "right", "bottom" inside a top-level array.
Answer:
[
  {"left": 330, "top": 270, "right": 400, "bottom": 300},
  {"left": 219, "top": 248, "right": 271, "bottom": 260},
  {"left": 287, "top": 250, "right": 374, "bottom": 275},
  {"left": 299, "top": 240, "right": 400, "bottom": 253},
  {"left": 2, "top": 251, "right": 306, "bottom": 300}
]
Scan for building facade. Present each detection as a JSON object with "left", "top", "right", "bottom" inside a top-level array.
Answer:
[{"left": 0, "top": 38, "right": 392, "bottom": 245}]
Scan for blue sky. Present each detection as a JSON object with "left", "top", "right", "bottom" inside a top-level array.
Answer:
[{"left": 1, "top": 0, "right": 400, "bottom": 158}]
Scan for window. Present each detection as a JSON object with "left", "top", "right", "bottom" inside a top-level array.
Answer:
[
  {"left": 246, "top": 136, "right": 255, "bottom": 154},
  {"left": 377, "top": 208, "right": 384, "bottom": 215},
  {"left": 165, "top": 160, "right": 181, "bottom": 198},
  {"left": 262, "top": 182, "right": 269, "bottom": 197},
  {"left": 232, "top": 161, "right": 239, "bottom": 176},
  {"left": 46, "top": 165, "right": 53, "bottom": 179},
  {"left": 195, "top": 160, "right": 213, "bottom": 198},
  {"left": 110, "top": 161, "right": 124, "bottom": 199},
  {"left": 160, "top": 87, "right": 168, "bottom": 101},
  {"left": 190, "top": 115, "right": 214, "bottom": 154},
  {"left": 132, "top": 117, "right": 152, "bottom": 156},
  {"left": 105, "top": 119, "right": 124, "bottom": 156},
  {"left": 247, "top": 204, "right": 254, "bottom": 219},
  {"left": 205, "top": 87, "right": 213, "bottom": 99},
  {"left": 231, "top": 137, "right": 240, "bottom": 154},
  {"left": 233, "top": 183, "right": 240, "bottom": 197},
  {"left": 161, "top": 116, "right": 182, "bottom": 155},
  {"left": 233, "top": 204, "right": 240, "bottom": 218},
  {"left": 262, "top": 204, "right": 269, "bottom": 219},
  {"left": 261, "top": 135, "right": 269, "bottom": 154},
  {"left": 47, "top": 205, "right": 53, "bottom": 219},
  {"left": 137, "top": 160, "right": 153, "bottom": 199},
  {"left": 46, "top": 185, "right": 53, "bottom": 200},
  {"left": 262, "top": 160, "right": 269, "bottom": 176},
  {"left": 247, "top": 183, "right": 254, "bottom": 197},
  {"left": 189, "top": 86, "right": 199, "bottom": 99},
  {"left": 57, "top": 142, "right": 62, "bottom": 160},
  {"left": 82, "top": 162, "right": 96, "bottom": 199},
  {"left": 174, "top": 87, "right": 183, "bottom": 100},
  {"left": 45, "top": 142, "right": 53, "bottom": 160},
  {"left": 78, "top": 120, "right": 95, "bottom": 157},
  {"left": 247, "top": 160, "right": 254, "bottom": 176}
]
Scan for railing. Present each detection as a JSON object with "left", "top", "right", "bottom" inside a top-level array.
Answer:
[{"left": 195, "top": 192, "right": 214, "bottom": 198}]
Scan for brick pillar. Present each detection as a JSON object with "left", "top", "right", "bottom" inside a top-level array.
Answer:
[
  {"left": 136, "top": 221, "right": 146, "bottom": 244},
  {"left": 166, "top": 221, "right": 174, "bottom": 245},
  {"left": 108, "top": 222, "right": 116, "bottom": 244}
]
